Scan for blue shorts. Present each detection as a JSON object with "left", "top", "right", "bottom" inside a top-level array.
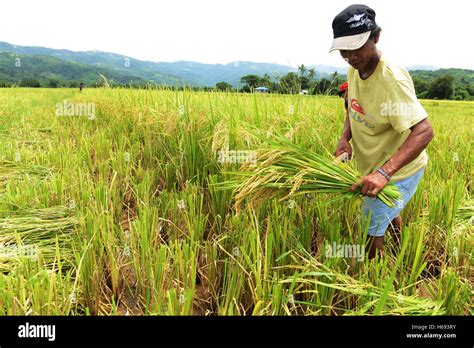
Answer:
[{"left": 362, "top": 167, "right": 425, "bottom": 237}]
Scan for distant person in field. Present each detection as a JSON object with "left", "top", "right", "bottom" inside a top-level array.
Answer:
[
  {"left": 330, "top": 4, "right": 434, "bottom": 258},
  {"left": 79, "top": 82, "right": 84, "bottom": 92},
  {"left": 338, "top": 81, "right": 349, "bottom": 113}
]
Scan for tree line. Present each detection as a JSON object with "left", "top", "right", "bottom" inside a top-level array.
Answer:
[
  {"left": 412, "top": 75, "right": 474, "bottom": 100},
  {"left": 217, "top": 64, "right": 344, "bottom": 95},
  {"left": 215, "top": 65, "right": 474, "bottom": 100},
  {"left": 2, "top": 64, "right": 473, "bottom": 101}
]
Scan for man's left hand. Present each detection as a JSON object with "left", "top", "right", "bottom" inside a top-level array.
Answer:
[{"left": 351, "top": 171, "right": 389, "bottom": 198}]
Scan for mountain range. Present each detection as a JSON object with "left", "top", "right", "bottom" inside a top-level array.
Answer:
[{"left": 0, "top": 41, "right": 455, "bottom": 88}]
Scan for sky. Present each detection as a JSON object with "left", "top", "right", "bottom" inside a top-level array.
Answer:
[{"left": 2, "top": 0, "right": 473, "bottom": 69}]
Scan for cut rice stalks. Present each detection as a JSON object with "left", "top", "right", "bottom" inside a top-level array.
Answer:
[
  {"left": 217, "top": 132, "right": 402, "bottom": 212},
  {"left": 0, "top": 206, "right": 78, "bottom": 272}
]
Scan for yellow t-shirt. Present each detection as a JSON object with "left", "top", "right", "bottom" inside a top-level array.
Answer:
[{"left": 347, "top": 54, "right": 428, "bottom": 182}]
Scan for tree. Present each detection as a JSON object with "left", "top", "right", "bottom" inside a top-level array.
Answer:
[
  {"left": 215, "top": 82, "right": 232, "bottom": 91},
  {"left": 280, "top": 72, "right": 301, "bottom": 94},
  {"left": 48, "top": 79, "right": 60, "bottom": 88},
  {"left": 413, "top": 77, "right": 428, "bottom": 97},
  {"left": 297, "top": 64, "right": 307, "bottom": 77},
  {"left": 240, "top": 75, "right": 261, "bottom": 90},
  {"left": 300, "top": 76, "right": 310, "bottom": 90},
  {"left": 260, "top": 73, "right": 272, "bottom": 87},
  {"left": 466, "top": 84, "right": 474, "bottom": 96},
  {"left": 313, "top": 78, "right": 332, "bottom": 95},
  {"left": 427, "top": 75, "right": 454, "bottom": 100},
  {"left": 308, "top": 68, "right": 316, "bottom": 81},
  {"left": 19, "top": 78, "right": 41, "bottom": 88},
  {"left": 453, "top": 86, "right": 469, "bottom": 100}
]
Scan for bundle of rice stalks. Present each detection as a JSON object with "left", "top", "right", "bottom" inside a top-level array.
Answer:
[
  {"left": 455, "top": 198, "right": 473, "bottom": 223},
  {"left": 218, "top": 132, "right": 401, "bottom": 211},
  {"left": 0, "top": 160, "right": 51, "bottom": 188},
  {"left": 0, "top": 160, "right": 51, "bottom": 176},
  {"left": 0, "top": 206, "right": 78, "bottom": 272}
]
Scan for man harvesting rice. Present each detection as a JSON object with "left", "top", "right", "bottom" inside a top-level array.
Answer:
[{"left": 330, "top": 4, "right": 434, "bottom": 258}]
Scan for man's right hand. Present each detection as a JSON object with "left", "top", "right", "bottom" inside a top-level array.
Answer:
[{"left": 335, "top": 138, "right": 353, "bottom": 159}]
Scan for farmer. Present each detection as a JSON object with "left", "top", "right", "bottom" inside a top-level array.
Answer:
[{"left": 330, "top": 4, "right": 434, "bottom": 258}]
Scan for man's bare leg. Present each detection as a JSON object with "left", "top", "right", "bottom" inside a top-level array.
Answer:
[
  {"left": 389, "top": 215, "right": 402, "bottom": 248},
  {"left": 367, "top": 236, "right": 384, "bottom": 259}
]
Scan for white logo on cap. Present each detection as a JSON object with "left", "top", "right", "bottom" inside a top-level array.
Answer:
[
  {"left": 346, "top": 13, "right": 366, "bottom": 23},
  {"left": 345, "top": 13, "right": 373, "bottom": 29}
]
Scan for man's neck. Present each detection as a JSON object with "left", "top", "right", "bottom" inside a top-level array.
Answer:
[{"left": 358, "top": 49, "right": 382, "bottom": 80}]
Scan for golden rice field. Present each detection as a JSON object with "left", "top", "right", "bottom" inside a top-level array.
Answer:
[{"left": 0, "top": 88, "right": 472, "bottom": 315}]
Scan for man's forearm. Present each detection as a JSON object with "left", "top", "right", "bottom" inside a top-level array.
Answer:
[
  {"left": 340, "top": 113, "right": 352, "bottom": 141},
  {"left": 381, "top": 119, "right": 434, "bottom": 177}
]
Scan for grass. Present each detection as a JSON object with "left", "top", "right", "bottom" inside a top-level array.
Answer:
[{"left": 0, "top": 87, "right": 471, "bottom": 316}]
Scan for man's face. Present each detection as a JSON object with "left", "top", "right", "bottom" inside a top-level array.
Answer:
[{"left": 339, "top": 37, "right": 376, "bottom": 71}]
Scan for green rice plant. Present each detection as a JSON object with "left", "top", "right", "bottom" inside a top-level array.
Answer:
[
  {"left": 426, "top": 268, "right": 472, "bottom": 315},
  {"left": 280, "top": 246, "right": 445, "bottom": 315},
  {"left": 0, "top": 88, "right": 471, "bottom": 317},
  {"left": 164, "top": 240, "right": 198, "bottom": 315},
  {"left": 426, "top": 176, "right": 465, "bottom": 230},
  {"left": 0, "top": 253, "right": 76, "bottom": 315}
]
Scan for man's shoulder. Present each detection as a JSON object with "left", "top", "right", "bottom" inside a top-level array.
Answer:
[
  {"left": 347, "top": 66, "right": 355, "bottom": 79},
  {"left": 379, "top": 56, "right": 412, "bottom": 85}
]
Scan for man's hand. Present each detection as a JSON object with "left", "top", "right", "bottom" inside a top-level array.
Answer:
[
  {"left": 335, "top": 138, "right": 353, "bottom": 159},
  {"left": 351, "top": 171, "right": 388, "bottom": 198}
]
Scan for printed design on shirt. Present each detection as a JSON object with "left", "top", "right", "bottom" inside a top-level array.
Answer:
[
  {"left": 351, "top": 99, "right": 365, "bottom": 115},
  {"left": 349, "top": 98, "right": 375, "bottom": 129}
]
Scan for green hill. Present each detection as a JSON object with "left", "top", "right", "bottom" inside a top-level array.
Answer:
[
  {"left": 0, "top": 52, "right": 152, "bottom": 87},
  {"left": 0, "top": 41, "right": 472, "bottom": 99},
  {"left": 410, "top": 69, "right": 474, "bottom": 100},
  {"left": 410, "top": 68, "right": 474, "bottom": 84}
]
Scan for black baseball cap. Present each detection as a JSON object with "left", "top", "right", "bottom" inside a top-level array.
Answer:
[{"left": 329, "top": 4, "right": 378, "bottom": 52}]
